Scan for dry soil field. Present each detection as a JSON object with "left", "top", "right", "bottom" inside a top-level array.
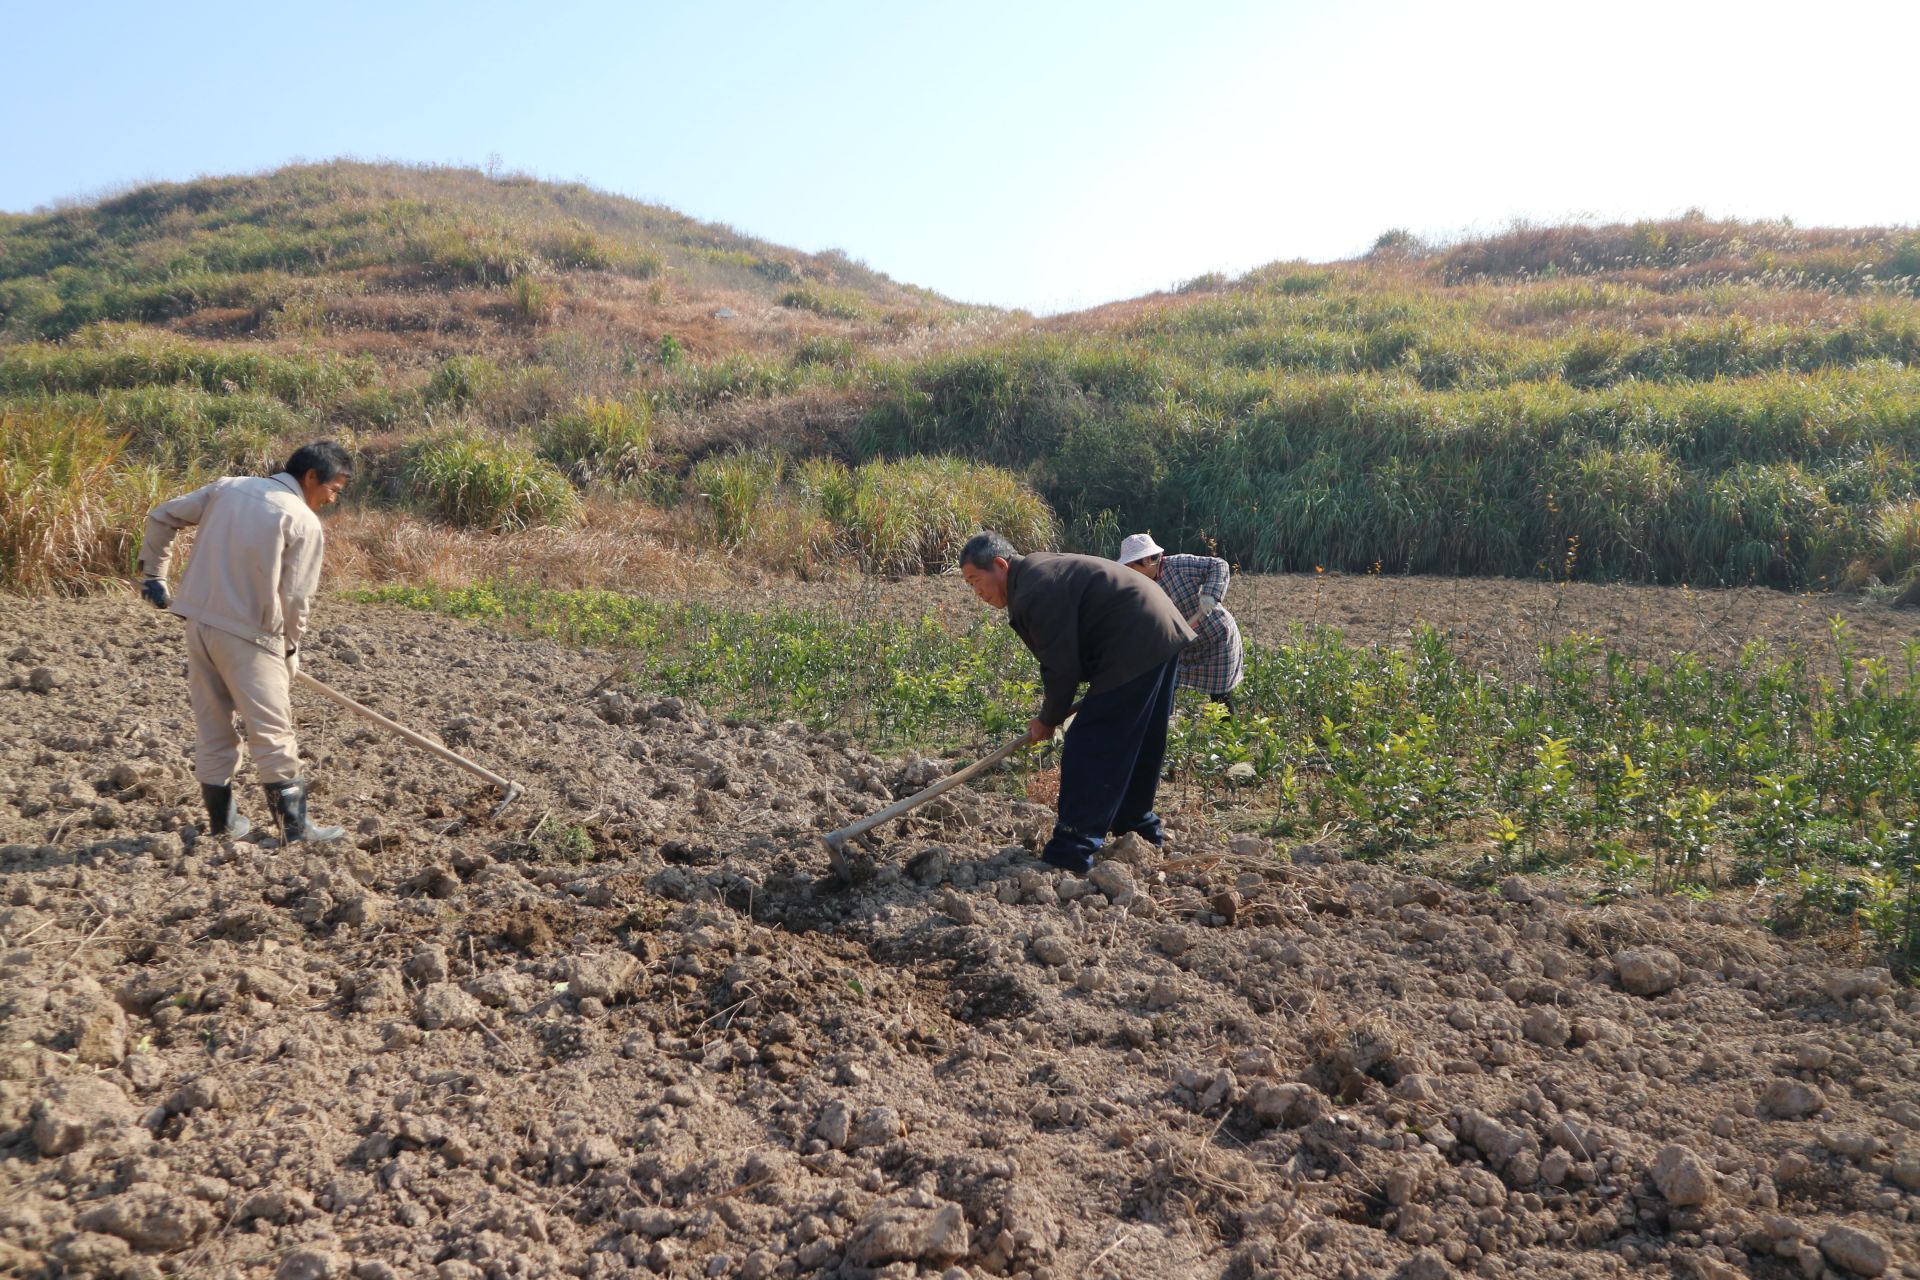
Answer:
[{"left": 2, "top": 586, "right": 1918, "bottom": 1280}]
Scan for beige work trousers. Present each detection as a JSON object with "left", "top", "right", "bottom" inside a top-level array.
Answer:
[{"left": 184, "top": 620, "right": 300, "bottom": 785}]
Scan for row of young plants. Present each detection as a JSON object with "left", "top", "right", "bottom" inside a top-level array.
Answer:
[
  {"left": 350, "top": 582, "right": 1042, "bottom": 748},
  {"left": 358, "top": 583, "right": 1920, "bottom": 961}
]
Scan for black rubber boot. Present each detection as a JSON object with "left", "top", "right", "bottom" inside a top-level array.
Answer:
[
  {"left": 200, "top": 783, "right": 252, "bottom": 839},
  {"left": 262, "top": 778, "right": 345, "bottom": 845}
]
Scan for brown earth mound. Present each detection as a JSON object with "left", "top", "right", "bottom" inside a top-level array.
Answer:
[{"left": 1, "top": 599, "right": 1916, "bottom": 1280}]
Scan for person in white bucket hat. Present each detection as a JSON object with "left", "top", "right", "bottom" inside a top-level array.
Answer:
[{"left": 1118, "top": 533, "right": 1244, "bottom": 713}]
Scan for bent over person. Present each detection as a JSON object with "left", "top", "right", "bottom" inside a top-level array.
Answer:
[
  {"left": 139, "top": 442, "right": 352, "bottom": 845},
  {"left": 960, "top": 531, "right": 1194, "bottom": 874},
  {"left": 1118, "top": 533, "right": 1245, "bottom": 713}
]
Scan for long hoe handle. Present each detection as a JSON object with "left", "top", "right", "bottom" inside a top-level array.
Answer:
[
  {"left": 295, "top": 670, "right": 525, "bottom": 815},
  {"left": 821, "top": 701, "right": 1080, "bottom": 880}
]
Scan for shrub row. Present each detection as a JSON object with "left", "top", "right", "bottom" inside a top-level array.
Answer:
[
  {"left": 0, "top": 329, "right": 374, "bottom": 405},
  {"left": 856, "top": 339, "right": 1920, "bottom": 586}
]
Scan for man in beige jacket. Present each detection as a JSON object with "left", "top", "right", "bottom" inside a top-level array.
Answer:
[{"left": 140, "top": 442, "right": 352, "bottom": 845}]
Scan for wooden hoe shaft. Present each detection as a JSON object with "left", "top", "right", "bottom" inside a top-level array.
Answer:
[
  {"left": 823, "top": 733, "right": 1026, "bottom": 852},
  {"left": 295, "top": 670, "right": 524, "bottom": 812},
  {"left": 821, "top": 702, "right": 1080, "bottom": 880}
]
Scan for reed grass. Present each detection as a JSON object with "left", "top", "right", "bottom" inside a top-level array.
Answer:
[
  {"left": 402, "top": 432, "right": 580, "bottom": 532},
  {"left": 0, "top": 406, "right": 162, "bottom": 593}
]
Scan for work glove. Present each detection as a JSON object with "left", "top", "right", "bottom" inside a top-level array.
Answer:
[
  {"left": 140, "top": 578, "right": 171, "bottom": 609},
  {"left": 1195, "top": 594, "right": 1219, "bottom": 616},
  {"left": 286, "top": 645, "right": 300, "bottom": 678}
]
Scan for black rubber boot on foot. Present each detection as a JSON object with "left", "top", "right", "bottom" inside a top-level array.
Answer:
[
  {"left": 200, "top": 783, "right": 251, "bottom": 839},
  {"left": 262, "top": 778, "right": 344, "bottom": 845}
]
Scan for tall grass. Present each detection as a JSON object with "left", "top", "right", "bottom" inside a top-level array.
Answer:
[
  {"left": 842, "top": 456, "right": 1058, "bottom": 574},
  {"left": 0, "top": 161, "right": 937, "bottom": 338},
  {"left": 84, "top": 386, "right": 296, "bottom": 474},
  {"left": 537, "top": 396, "right": 652, "bottom": 484},
  {"left": 0, "top": 329, "right": 374, "bottom": 405},
  {"left": 1870, "top": 499, "right": 1920, "bottom": 586},
  {"left": 855, "top": 328, "right": 1920, "bottom": 585},
  {"left": 403, "top": 433, "right": 580, "bottom": 532},
  {"left": 7, "top": 166, "right": 1918, "bottom": 592},
  {"left": 687, "top": 451, "right": 1057, "bottom": 573},
  {"left": 690, "top": 451, "right": 790, "bottom": 548},
  {"left": 778, "top": 285, "right": 868, "bottom": 320},
  {"left": 0, "top": 407, "right": 161, "bottom": 593}
]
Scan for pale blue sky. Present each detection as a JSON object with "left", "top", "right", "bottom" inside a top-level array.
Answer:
[{"left": 4, "top": 0, "right": 1914, "bottom": 312}]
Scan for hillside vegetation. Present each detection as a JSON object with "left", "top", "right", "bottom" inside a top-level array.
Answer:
[
  {"left": 866, "top": 222, "right": 1920, "bottom": 589},
  {"left": 0, "top": 160, "right": 940, "bottom": 337},
  {"left": 2, "top": 164, "right": 1918, "bottom": 595}
]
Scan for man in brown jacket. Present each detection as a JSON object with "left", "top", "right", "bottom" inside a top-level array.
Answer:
[
  {"left": 140, "top": 442, "right": 352, "bottom": 845},
  {"left": 960, "top": 531, "right": 1194, "bottom": 873}
]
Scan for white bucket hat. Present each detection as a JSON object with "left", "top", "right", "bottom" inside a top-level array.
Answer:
[{"left": 1118, "top": 533, "right": 1165, "bottom": 565}]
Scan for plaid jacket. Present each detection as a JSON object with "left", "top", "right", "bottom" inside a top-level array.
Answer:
[{"left": 1154, "top": 554, "right": 1245, "bottom": 695}]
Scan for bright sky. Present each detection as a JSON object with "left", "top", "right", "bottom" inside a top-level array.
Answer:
[{"left": 4, "top": 0, "right": 1914, "bottom": 313}]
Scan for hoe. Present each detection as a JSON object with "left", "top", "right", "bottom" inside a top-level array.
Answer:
[
  {"left": 296, "top": 672, "right": 525, "bottom": 818},
  {"left": 820, "top": 702, "right": 1077, "bottom": 880}
]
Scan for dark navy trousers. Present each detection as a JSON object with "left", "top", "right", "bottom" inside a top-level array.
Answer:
[{"left": 1041, "top": 656, "right": 1180, "bottom": 873}]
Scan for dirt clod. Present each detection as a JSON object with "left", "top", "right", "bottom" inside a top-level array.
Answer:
[
  {"left": 843, "top": 1197, "right": 970, "bottom": 1270},
  {"left": 1653, "top": 1144, "right": 1717, "bottom": 1208},
  {"left": 1761, "top": 1079, "right": 1827, "bottom": 1120},
  {"left": 1614, "top": 947, "right": 1684, "bottom": 996},
  {"left": 1818, "top": 1223, "right": 1892, "bottom": 1276},
  {"left": 31, "top": 1076, "right": 137, "bottom": 1156}
]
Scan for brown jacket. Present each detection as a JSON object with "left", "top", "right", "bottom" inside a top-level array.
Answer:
[
  {"left": 141, "top": 473, "right": 324, "bottom": 652},
  {"left": 1006, "top": 552, "right": 1195, "bottom": 726}
]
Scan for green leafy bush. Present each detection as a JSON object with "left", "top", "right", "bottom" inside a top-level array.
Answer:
[{"left": 361, "top": 582, "right": 1920, "bottom": 962}]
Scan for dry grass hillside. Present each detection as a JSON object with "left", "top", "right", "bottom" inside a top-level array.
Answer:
[{"left": 4, "top": 167, "right": 1918, "bottom": 596}]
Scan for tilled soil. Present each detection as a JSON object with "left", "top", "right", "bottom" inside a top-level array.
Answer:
[{"left": 1, "top": 598, "right": 1917, "bottom": 1280}]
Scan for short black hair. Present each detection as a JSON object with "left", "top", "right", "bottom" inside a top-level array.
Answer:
[
  {"left": 282, "top": 441, "right": 352, "bottom": 484},
  {"left": 959, "top": 530, "right": 1021, "bottom": 570}
]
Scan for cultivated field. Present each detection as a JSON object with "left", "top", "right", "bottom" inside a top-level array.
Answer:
[
  {"left": 2, "top": 593, "right": 1917, "bottom": 1280},
  {"left": 5, "top": 165, "right": 1920, "bottom": 1279}
]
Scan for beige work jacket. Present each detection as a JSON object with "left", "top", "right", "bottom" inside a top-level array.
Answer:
[{"left": 140, "top": 473, "right": 324, "bottom": 652}]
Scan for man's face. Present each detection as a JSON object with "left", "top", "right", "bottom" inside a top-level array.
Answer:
[
  {"left": 301, "top": 470, "right": 350, "bottom": 513},
  {"left": 961, "top": 558, "right": 1011, "bottom": 610},
  {"left": 1125, "top": 553, "right": 1164, "bottom": 581}
]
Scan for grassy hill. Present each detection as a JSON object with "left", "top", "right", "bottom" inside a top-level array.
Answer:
[
  {"left": 0, "top": 160, "right": 944, "bottom": 338},
  {"left": 3, "top": 165, "right": 1918, "bottom": 595}
]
